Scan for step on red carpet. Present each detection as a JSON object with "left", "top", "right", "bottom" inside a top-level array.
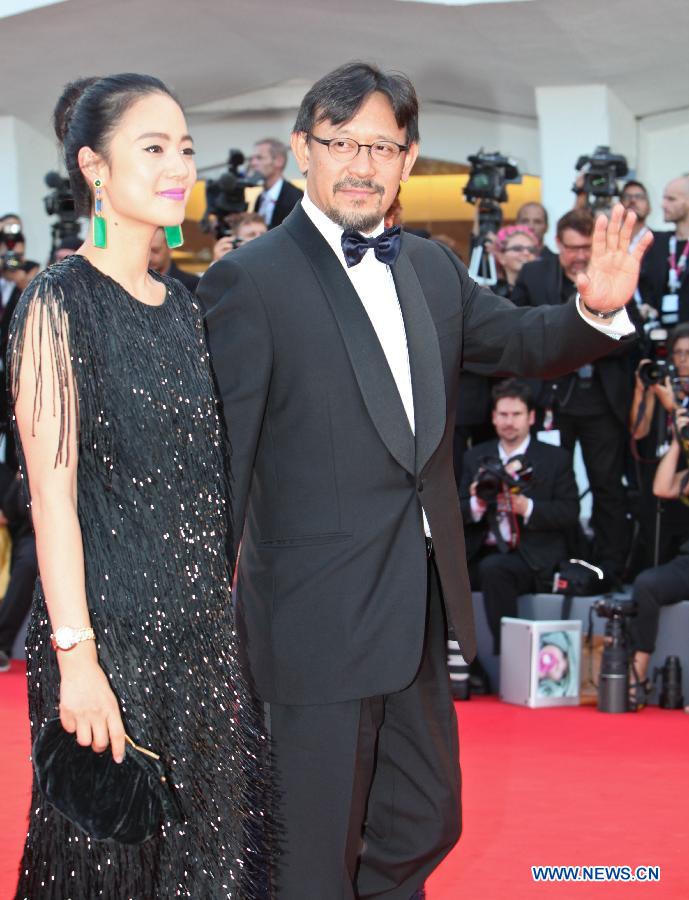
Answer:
[{"left": 2, "top": 663, "right": 688, "bottom": 898}]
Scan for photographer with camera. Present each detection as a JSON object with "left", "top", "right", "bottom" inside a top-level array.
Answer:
[
  {"left": 627, "top": 406, "right": 689, "bottom": 711},
  {"left": 249, "top": 138, "right": 304, "bottom": 229},
  {"left": 512, "top": 208, "right": 639, "bottom": 587},
  {"left": 638, "top": 175, "right": 689, "bottom": 326},
  {"left": 630, "top": 324, "right": 689, "bottom": 569},
  {"left": 460, "top": 379, "right": 580, "bottom": 671},
  {"left": 212, "top": 212, "right": 268, "bottom": 263},
  {"left": 0, "top": 213, "right": 26, "bottom": 308}
]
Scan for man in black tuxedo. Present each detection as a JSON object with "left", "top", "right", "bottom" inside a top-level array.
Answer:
[
  {"left": 638, "top": 175, "right": 689, "bottom": 324},
  {"left": 249, "top": 137, "right": 304, "bottom": 229},
  {"left": 512, "top": 208, "right": 640, "bottom": 584},
  {"left": 460, "top": 379, "right": 579, "bottom": 655},
  {"left": 197, "top": 63, "right": 651, "bottom": 899}
]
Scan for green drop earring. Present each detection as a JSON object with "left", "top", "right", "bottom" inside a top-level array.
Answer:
[
  {"left": 164, "top": 225, "right": 184, "bottom": 249},
  {"left": 93, "top": 179, "right": 107, "bottom": 249}
]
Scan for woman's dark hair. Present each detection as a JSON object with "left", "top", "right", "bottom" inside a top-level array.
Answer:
[
  {"left": 491, "top": 378, "right": 535, "bottom": 412},
  {"left": 53, "top": 74, "right": 177, "bottom": 215},
  {"left": 669, "top": 323, "right": 689, "bottom": 354},
  {"left": 293, "top": 62, "right": 419, "bottom": 144}
]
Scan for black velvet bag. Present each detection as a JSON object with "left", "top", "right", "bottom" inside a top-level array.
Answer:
[{"left": 32, "top": 718, "right": 184, "bottom": 844}]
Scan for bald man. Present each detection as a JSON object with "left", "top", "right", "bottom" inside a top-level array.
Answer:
[
  {"left": 639, "top": 176, "right": 689, "bottom": 324},
  {"left": 516, "top": 202, "right": 554, "bottom": 259}
]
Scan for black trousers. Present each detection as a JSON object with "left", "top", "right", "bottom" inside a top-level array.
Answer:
[
  {"left": 468, "top": 548, "right": 537, "bottom": 655},
  {"left": 556, "top": 412, "right": 629, "bottom": 576},
  {"left": 628, "top": 554, "right": 689, "bottom": 654},
  {"left": 0, "top": 532, "right": 36, "bottom": 655},
  {"left": 268, "top": 559, "right": 461, "bottom": 899}
]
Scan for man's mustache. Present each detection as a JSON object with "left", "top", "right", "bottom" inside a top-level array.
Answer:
[{"left": 333, "top": 178, "right": 385, "bottom": 197}]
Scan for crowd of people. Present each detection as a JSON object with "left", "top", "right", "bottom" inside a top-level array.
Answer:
[{"left": 2, "top": 153, "right": 689, "bottom": 706}]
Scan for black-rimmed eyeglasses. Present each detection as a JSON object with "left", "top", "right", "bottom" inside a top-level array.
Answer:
[{"left": 308, "top": 134, "right": 409, "bottom": 164}]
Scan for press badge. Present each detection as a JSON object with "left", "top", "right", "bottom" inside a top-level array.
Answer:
[{"left": 661, "top": 293, "right": 679, "bottom": 325}]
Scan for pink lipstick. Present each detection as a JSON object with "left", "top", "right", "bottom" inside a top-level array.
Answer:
[{"left": 157, "top": 189, "right": 186, "bottom": 201}]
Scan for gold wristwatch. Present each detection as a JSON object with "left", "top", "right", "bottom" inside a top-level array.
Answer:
[{"left": 50, "top": 626, "right": 96, "bottom": 651}]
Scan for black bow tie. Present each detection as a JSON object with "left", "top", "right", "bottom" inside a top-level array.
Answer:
[{"left": 341, "top": 226, "right": 402, "bottom": 268}]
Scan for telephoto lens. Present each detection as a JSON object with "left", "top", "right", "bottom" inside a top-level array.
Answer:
[
  {"left": 598, "top": 616, "right": 630, "bottom": 713},
  {"left": 655, "top": 656, "right": 684, "bottom": 710}
]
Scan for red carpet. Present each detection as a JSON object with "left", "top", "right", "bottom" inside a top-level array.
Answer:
[{"left": 2, "top": 663, "right": 688, "bottom": 898}]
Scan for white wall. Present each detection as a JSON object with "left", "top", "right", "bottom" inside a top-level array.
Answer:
[
  {"left": 638, "top": 108, "right": 689, "bottom": 232},
  {"left": 0, "top": 115, "right": 63, "bottom": 266}
]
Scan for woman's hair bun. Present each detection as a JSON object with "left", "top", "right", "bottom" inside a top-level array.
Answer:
[{"left": 53, "top": 77, "right": 99, "bottom": 144}]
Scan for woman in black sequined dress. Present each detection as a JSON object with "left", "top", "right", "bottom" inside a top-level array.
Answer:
[{"left": 8, "top": 75, "right": 272, "bottom": 898}]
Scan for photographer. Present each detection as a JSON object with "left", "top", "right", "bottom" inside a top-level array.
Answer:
[
  {"left": 149, "top": 227, "right": 199, "bottom": 292},
  {"left": 639, "top": 175, "right": 689, "bottom": 324},
  {"left": 212, "top": 212, "right": 267, "bottom": 262},
  {"left": 249, "top": 138, "right": 303, "bottom": 229},
  {"left": 630, "top": 325, "right": 689, "bottom": 568},
  {"left": 0, "top": 466, "right": 37, "bottom": 673},
  {"left": 628, "top": 410, "right": 689, "bottom": 711},
  {"left": 0, "top": 213, "right": 25, "bottom": 307},
  {"left": 512, "top": 208, "right": 639, "bottom": 586},
  {"left": 460, "top": 379, "right": 580, "bottom": 663}
]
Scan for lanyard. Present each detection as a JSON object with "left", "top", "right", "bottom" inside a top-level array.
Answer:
[{"left": 668, "top": 233, "right": 689, "bottom": 293}]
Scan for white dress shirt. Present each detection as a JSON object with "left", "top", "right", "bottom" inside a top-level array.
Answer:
[
  {"left": 257, "top": 178, "right": 284, "bottom": 227},
  {"left": 301, "top": 192, "right": 431, "bottom": 532}
]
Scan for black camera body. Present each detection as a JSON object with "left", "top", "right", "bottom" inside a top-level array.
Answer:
[
  {"left": 43, "top": 171, "right": 81, "bottom": 245},
  {"left": 575, "top": 146, "right": 628, "bottom": 205},
  {"left": 592, "top": 597, "right": 637, "bottom": 620},
  {"left": 464, "top": 150, "right": 520, "bottom": 206},
  {"left": 475, "top": 454, "right": 533, "bottom": 504},
  {"left": 638, "top": 358, "right": 676, "bottom": 388},
  {"left": 203, "top": 150, "right": 264, "bottom": 239}
]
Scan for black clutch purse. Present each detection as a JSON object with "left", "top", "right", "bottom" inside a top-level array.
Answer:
[{"left": 32, "top": 717, "right": 184, "bottom": 844}]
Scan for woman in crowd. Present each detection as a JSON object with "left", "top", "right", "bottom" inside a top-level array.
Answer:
[
  {"left": 628, "top": 407, "right": 689, "bottom": 712},
  {"left": 492, "top": 224, "right": 539, "bottom": 299},
  {"left": 629, "top": 323, "right": 689, "bottom": 570},
  {"left": 9, "top": 74, "right": 272, "bottom": 898}
]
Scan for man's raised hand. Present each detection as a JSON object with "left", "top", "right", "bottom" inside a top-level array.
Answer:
[{"left": 576, "top": 203, "right": 654, "bottom": 314}]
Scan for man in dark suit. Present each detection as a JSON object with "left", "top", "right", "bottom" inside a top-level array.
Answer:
[
  {"left": 516, "top": 201, "right": 555, "bottom": 260},
  {"left": 638, "top": 175, "right": 689, "bottom": 323},
  {"left": 197, "top": 63, "right": 651, "bottom": 899},
  {"left": 249, "top": 137, "right": 304, "bottom": 229},
  {"left": 512, "top": 208, "right": 639, "bottom": 584},
  {"left": 148, "top": 227, "right": 200, "bottom": 293},
  {"left": 460, "top": 379, "right": 579, "bottom": 655}
]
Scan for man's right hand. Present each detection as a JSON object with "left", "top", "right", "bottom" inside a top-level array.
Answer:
[
  {"left": 212, "top": 236, "right": 236, "bottom": 262},
  {"left": 653, "top": 376, "right": 676, "bottom": 413},
  {"left": 469, "top": 481, "right": 487, "bottom": 517}
]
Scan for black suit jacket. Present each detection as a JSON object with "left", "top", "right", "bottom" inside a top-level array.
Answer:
[
  {"left": 197, "top": 204, "right": 618, "bottom": 706},
  {"left": 167, "top": 261, "right": 200, "bottom": 294},
  {"left": 253, "top": 180, "right": 304, "bottom": 229},
  {"left": 511, "top": 253, "right": 638, "bottom": 424},
  {"left": 638, "top": 230, "right": 689, "bottom": 321},
  {"left": 459, "top": 438, "right": 579, "bottom": 580}
]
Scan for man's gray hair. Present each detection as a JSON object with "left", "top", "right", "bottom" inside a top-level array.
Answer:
[{"left": 255, "top": 138, "right": 288, "bottom": 165}]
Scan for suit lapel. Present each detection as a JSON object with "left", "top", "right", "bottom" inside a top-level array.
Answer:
[
  {"left": 283, "top": 207, "right": 416, "bottom": 475},
  {"left": 392, "top": 245, "right": 446, "bottom": 473}
]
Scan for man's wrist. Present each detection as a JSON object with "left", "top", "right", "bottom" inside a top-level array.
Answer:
[{"left": 581, "top": 300, "right": 625, "bottom": 320}]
